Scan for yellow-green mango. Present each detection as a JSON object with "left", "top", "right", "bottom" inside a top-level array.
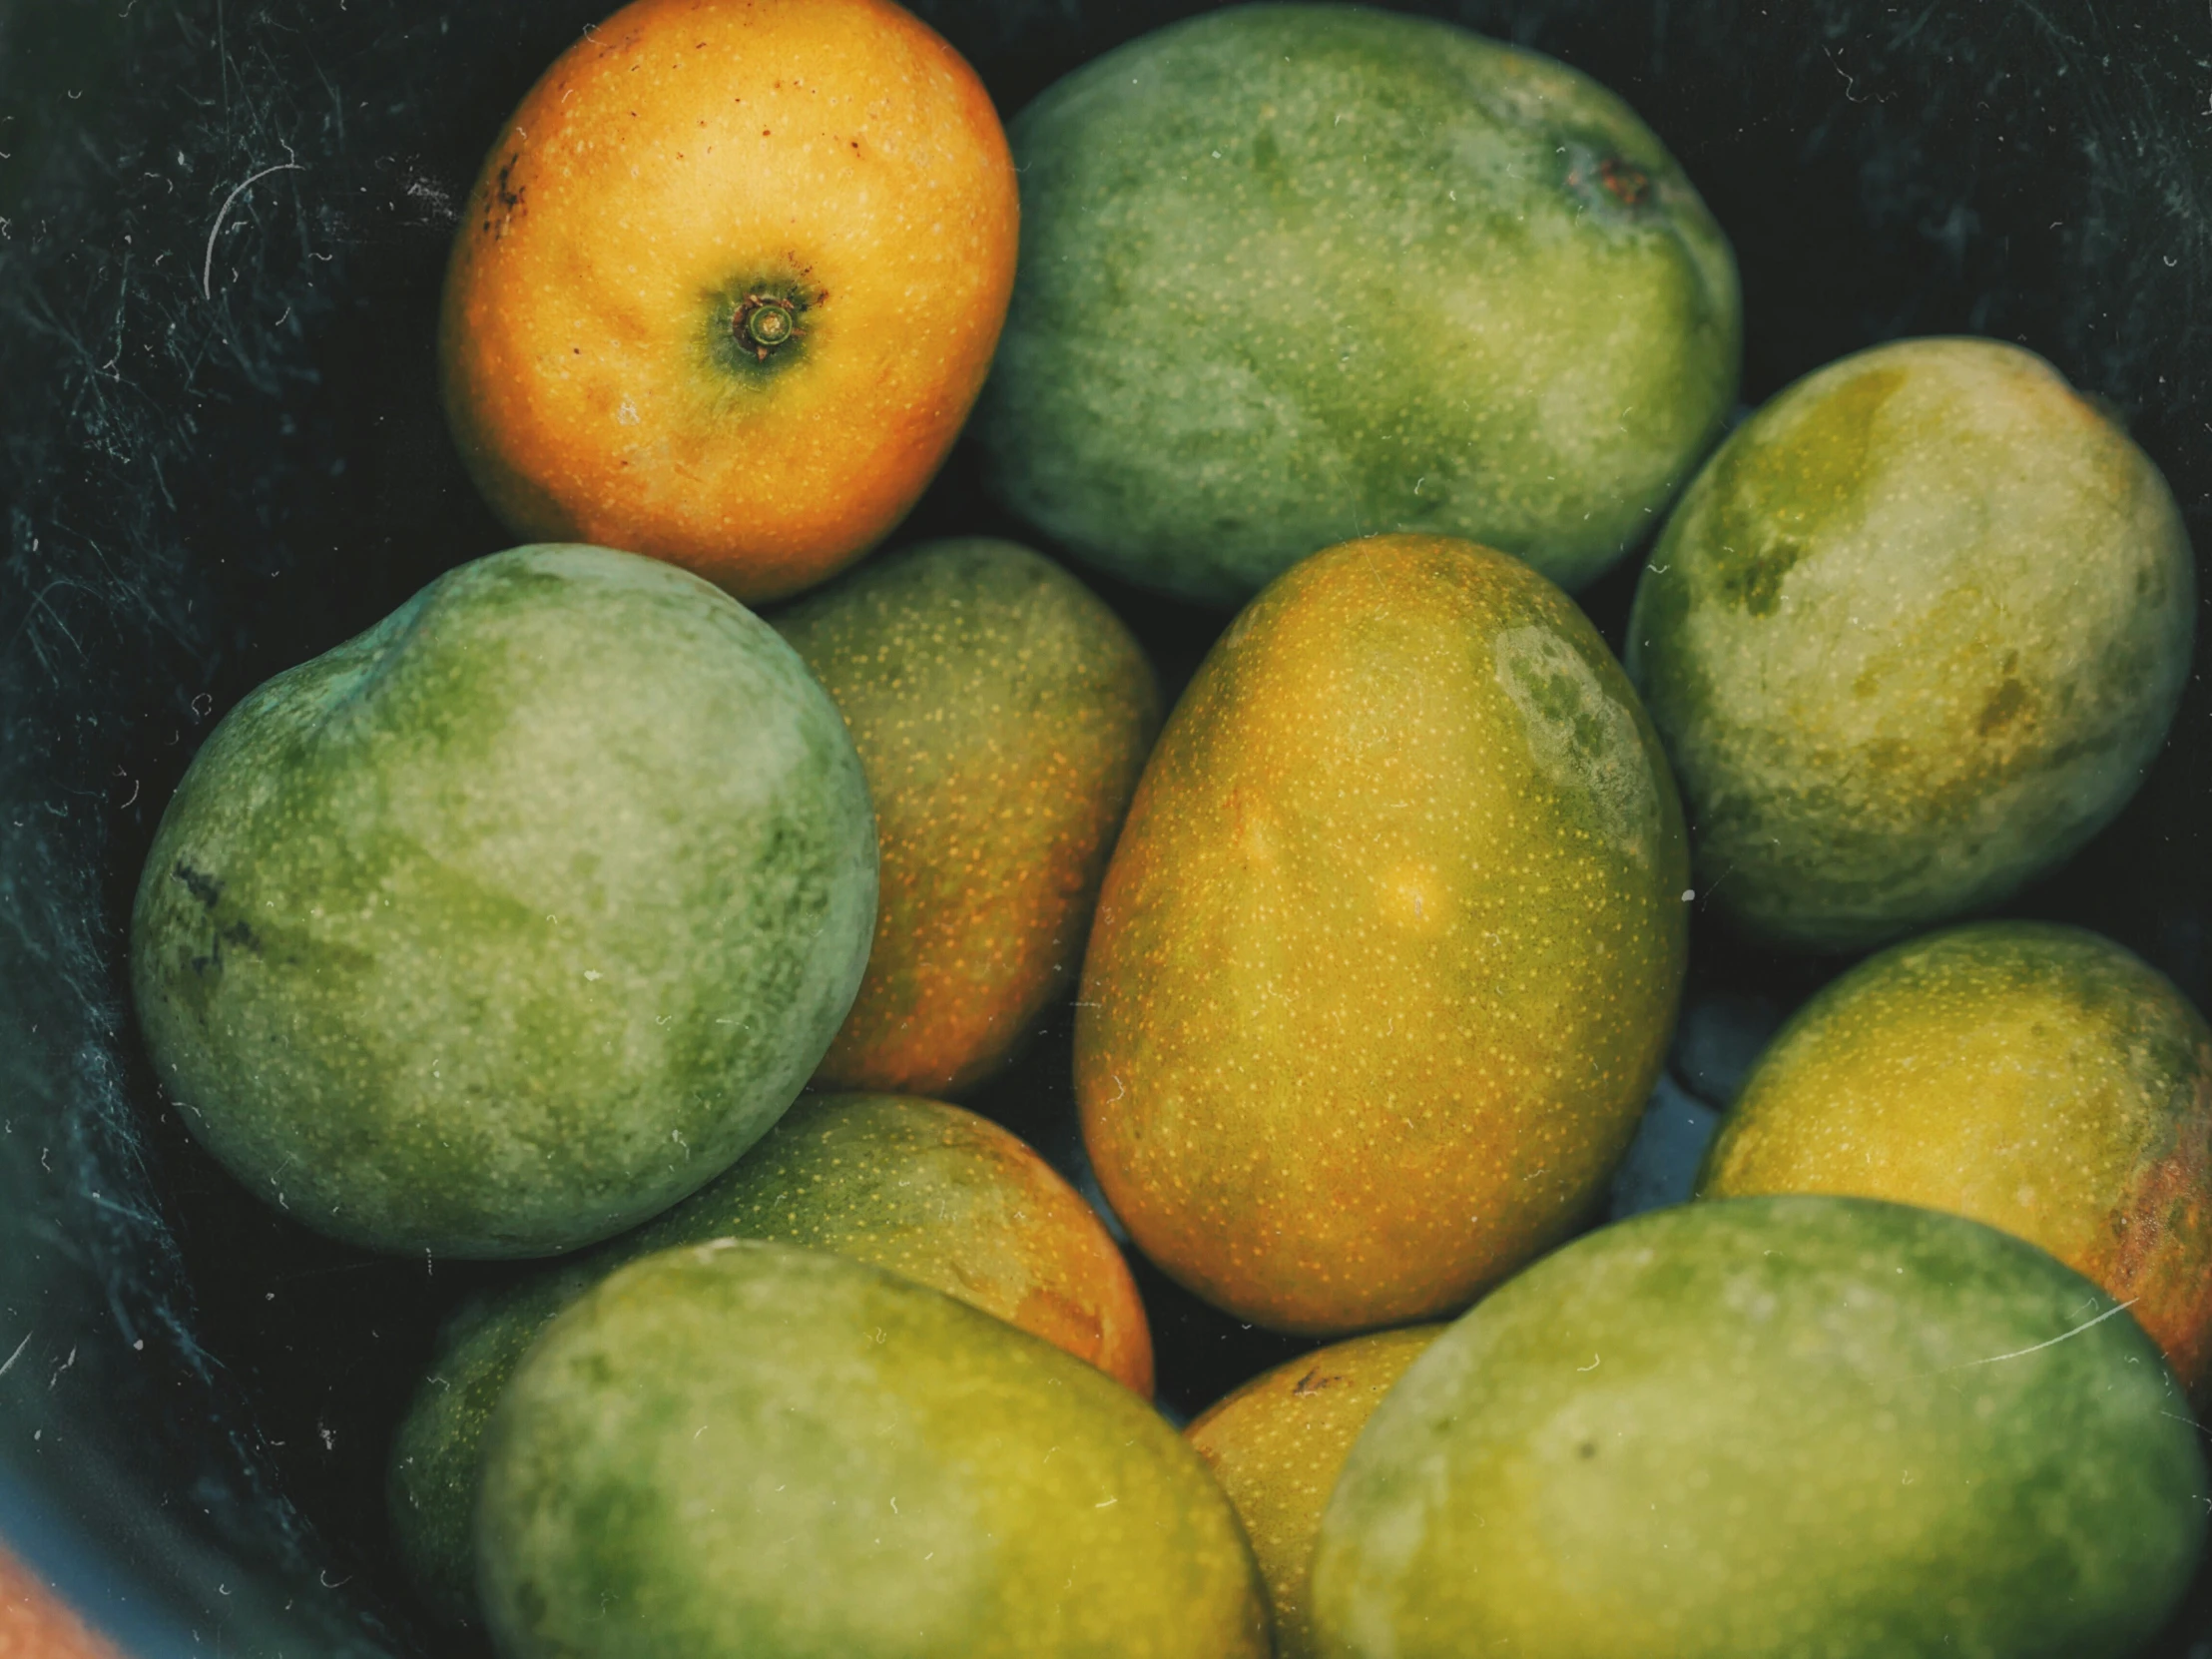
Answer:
[
  {"left": 388, "top": 1093, "right": 1151, "bottom": 1626},
  {"left": 1312, "top": 1197, "right": 2207, "bottom": 1659},
  {"left": 1626, "top": 337, "right": 2194, "bottom": 951},
  {"left": 1187, "top": 1327, "right": 1444, "bottom": 1659},
  {"left": 1699, "top": 920, "right": 2212, "bottom": 1392},
  {"left": 476, "top": 1241, "right": 1268, "bottom": 1659},
  {"left": 773, "top": 539, "right": 1158, "bottom": 1096},
  {"left": 1078, "top": 534, "right": 1688, "bottom": 1334}
]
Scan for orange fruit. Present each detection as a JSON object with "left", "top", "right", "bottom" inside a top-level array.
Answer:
[{"left": 439, "top": 0, "right": 1019, "bottom": 601}]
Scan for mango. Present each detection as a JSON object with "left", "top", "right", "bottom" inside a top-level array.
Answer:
[
  {"left": 476, "top": 1241, "right": 1268, "bottom": 1659},
  {"left": 979, "top": 4, "right": 1740, "bottom": 605},
  {"left": 773, "top": 539, "right": 1158, "bottom": 1095},
  {"left": 1626, "top": 336, "right": 2194, "bottom": 950},
  {"left": 388, "top": 1092, "right": 1150, "bottom": 1625},
  {"left": 1187, "top": 1326, "right": 1444, "bottom": 1659},
  {"left": 1699, "top": 920, "right": 2212, "bottom": 1392},
  {"left": 130, "top": 545, "right": 874, "bottom": 1257},
  {"left": 1312, "top": 1196, "right": 2207, "bottom": 1659},
  {"left": 1078, "top": 534, "right": 1688, "bottom": 1334}
]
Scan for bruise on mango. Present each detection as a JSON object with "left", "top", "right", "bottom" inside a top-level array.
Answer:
[
  {"left": 1626, "top": 337, "right": 2194, "bottom": 952},
  {"left": 774, "top": 539, "right": 1159, "bottom": 1098},
  {"left": 1699, "top": 921, "right": 2212, "bottom": 1393},
  {"left": 1078, "top": 534, "right": 1688, "bottom": 1336}
]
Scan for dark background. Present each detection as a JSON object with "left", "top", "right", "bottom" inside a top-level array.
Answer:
[{"left": 3, "top": 0, "right": 2210, "bottom": 1653}]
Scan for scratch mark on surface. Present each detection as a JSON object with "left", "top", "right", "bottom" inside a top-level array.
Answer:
[
  {"left": 0, "top": 1331, "right": 30, "bottom": 1379},
  {"left": 1946, "top": 1299, "right": 2140, "bottom": 1370},
  {"left": 202, "top": 162, "right": 304, "bottom": 298}
]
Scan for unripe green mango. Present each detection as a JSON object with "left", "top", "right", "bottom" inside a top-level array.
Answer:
[
  {"left": 1312, "top": 1196, "right": 2208, "bottom": 1659},
  {"left": 1079, "top": 534, "right": 1688, "bottom": 1335},
  {"left": 1699, "top": 921, "right": 2212, "bottom": 1393},
  {"left": 387, "top": 1093, "right": 1154, "bottom": 1627},
  {"left": 772, "top": 539, "right": 1158, "bottom": 1097},
  {"left": 476, "top": 1241, "right": 1268, "bottom": 1659},
  {"left": 979, "top": 3, "right": 1741, "bottom": 605},
  {"left": 130, "top": 545, "right": 875, "bottom": 1257},
  {"left": 1626, "top": 337, "right": 2194, "bottom": 950}
]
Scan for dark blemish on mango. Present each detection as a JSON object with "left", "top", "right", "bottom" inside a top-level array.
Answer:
[
  {"left": 1291, "top": 1369, "right": 1344, "bottom": 1395},
  {"left": 174, "top": 860, "right": 224, "bottom": 908},
  {"left": 1712, "top": 536, "right": 1807, "bottom": 618},
  {"left": 1977, "top": 677, "right": 2032, "bottom": 737},
  {"left": 1703, "top": 367, "right": 1905, "bottom": 617}
]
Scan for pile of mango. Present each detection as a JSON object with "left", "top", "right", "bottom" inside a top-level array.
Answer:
[{"left": 126, "top": 2, "right": 2209, "bottom": 1656}]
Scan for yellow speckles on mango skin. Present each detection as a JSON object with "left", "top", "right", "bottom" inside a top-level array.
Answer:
[
  {"left": 1187, "top": 1326, "right": 1443, "bottom": 1659},
  {"left": 1627, "top": 337, "right": 2195, "bottom": 951},
  {"left": 774, "top": 539, "right": 1159, "bottom": 1098},
  {"left": 1699, "top": 921, "right": 2212, "bottom": 1393},
  {"left": 1078, "top": 535, "right": 1688, "bottom": 1336},
  {"left": 667, "top": 1092, "right": 1153, "bottom": 1395}
]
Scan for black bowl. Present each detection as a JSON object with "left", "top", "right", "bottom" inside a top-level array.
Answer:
[{"left": 4, "top": 1, "right": 2209, "bottom": 1653}]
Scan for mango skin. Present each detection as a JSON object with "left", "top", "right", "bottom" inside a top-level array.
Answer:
[
  {"left": 388, "top": 1092, "right": 1152, "bottom": 1626},
  {"left": 773, "top": 540, "right": 1159, "bottom": 1096},
  {"left": 1311, "top": 1196, "right": 2209, "bottom": 1659},
  {"left": 130, "top": 546, "right": 875, "bottom": 1257},
  {"left": 979, "top": 4, "right": 1740, "bottom": 605},
  {"left": 1626, "top": 337, "right": 2194, "bottom": 951},
  {"left": 476, "top": 1241, "right": 1268, "bottom": 1659},
  {"left": 1699, "top": 921, "right": 2212, "bottom": 1393},
  {"left": 1078, "top": 535, "right": 1689, "bottom": 1335},
  {"left": 1186, "top": 1327, "right": 1443, "bottom": 1659}
]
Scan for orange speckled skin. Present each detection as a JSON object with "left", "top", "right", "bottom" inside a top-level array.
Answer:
[
  {"left": 775, "top": 539, "right": 1160, "bottom": 1096},
  {"left": 1078, "top": 535, "right": 1689, "bottom": 1335},
  {"left": 703, "top": 1092, "right": 1154, "bottom": 1395},
  {"left": 1699, "top": 921, "right": 2212, "bottom": 1394},
  {"left": 438, "top": 0, "right": 1019, "bottom": 602},
  {"left": 1187, "top": 1326, "right": 1445, "bottom": 1659}
]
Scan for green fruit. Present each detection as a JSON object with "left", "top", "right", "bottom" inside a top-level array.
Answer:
[
  {"left": 1698, "top": 920, "right": 2212, "bottom": 1393},
  {"left": 772, "top": 539, "right": 1159, "bottom": 1096},
  {"left": 1186, "top": 1326, "right": 1444, "bottom": 1659},
  {"left": 1079, "top": 534, "right": 1688, "bottom": 1335},
  {"left": 1312, "top": 1196, "right": 2207, "bottom": 1659},
  {"left": 1626, "top": 337, "right": 2194, "bottom": 950},
  {"left": 387, "top": 1093, "right": 1155, "bottom": 1627},
  {"left": 978, "top": 3, "right": 1741, "bottom": 605},
  {"left": 476, "top": 1240, "right": 1268, "bottom": 1659},
  {"left": 130, "top": 545, "right": 875, "bottom": 1257}
]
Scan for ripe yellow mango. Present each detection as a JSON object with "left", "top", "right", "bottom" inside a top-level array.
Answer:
[{"left": 1078, "top": 535, "right": 1688, "bottom": 1334}]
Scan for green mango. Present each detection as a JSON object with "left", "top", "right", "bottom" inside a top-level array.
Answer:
[
  {"left": 1312, "top": 1196, "right": 2207, "bottom": 1659},
  {"left": 1626, "top": 337, "right": 2195, "bottom": 950},
  {"left": 979, "top": 3, "right": 1741, "bottom": 605},
  {"left": 772, "top": 539, "right": 1158, "bottom": 1097},
  {"left": 130, "top": 545, "right": 875, "bottom": 1258},
  {"left": 476, "top": 1240, "right": 1268, "bottom": 1659},
  {"left": 1079, "top": 534, "right": 1687, "bottom": 1335},
  {"left": 387, "top": 1092, "right": 1154, "bottom": 1626}
]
